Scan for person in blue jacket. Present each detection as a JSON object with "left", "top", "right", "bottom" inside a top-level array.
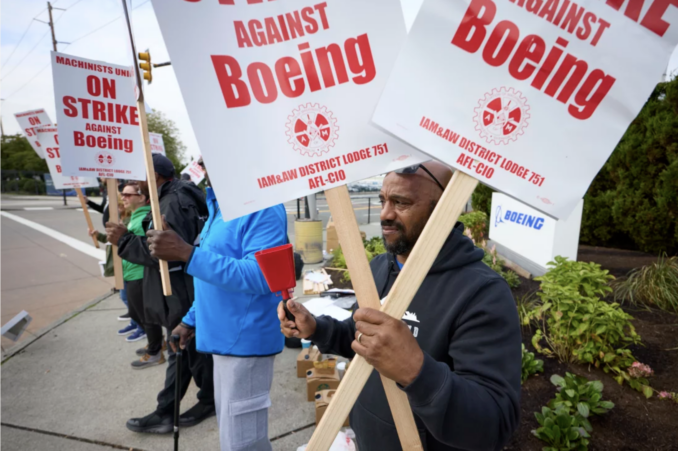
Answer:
[{"left": 147, "top": 158, "right": 288, "bottom": 451}]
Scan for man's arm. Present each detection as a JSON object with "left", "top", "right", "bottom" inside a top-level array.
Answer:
[
  {"left": 401, "top": 280, "right": 521, "bottom": 451},
  {"left": 278, "top": 300, "right": 357, "bottom": 360},
  {"left": 118, "top": 232, "right": 159, "bottom": 268},
  {"left": 186, "top": 206, "right": 287, "bottom": 294}
]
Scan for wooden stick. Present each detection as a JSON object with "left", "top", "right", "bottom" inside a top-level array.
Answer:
[
  {"left": 75, "top": 188, "right": 99, "bottom": 249},
  {"left": 136, "top": 101, "right": 172, "bottom": 296},
  {"left": 324, "top": 186, "right": 423, "bottom": 451},
  {"left": 106, "top": 179, "right": 125, "bottom": 291},
  {"left": 308, "top": 172, "right": 479, "bottom": 451}
]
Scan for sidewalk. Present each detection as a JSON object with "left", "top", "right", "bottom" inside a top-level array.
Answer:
[{"left": 1, "top": 277, "right": 325, "bottom": 451}]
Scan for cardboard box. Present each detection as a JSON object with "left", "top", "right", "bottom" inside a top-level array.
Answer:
[
  {"left": 297, "top": 346, "right": 321, "bottom": 378},
  {"left": 314, "top": 389, "right": 350, "bottom": 427},
  {"left": 306, "top": 367, "right": 340, "bottom": 401},
  {"left": 313, "top": 357, "right": 337, "bottom": 375}
]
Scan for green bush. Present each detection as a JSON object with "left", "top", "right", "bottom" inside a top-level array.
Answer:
[
  {"left": 482, "top": 245, "right": 521, "bottom": 288},
  {"left": 516, "top": 292, "right": 541, "bottom": 330},
  {"left": 549, "top": 373, "right": 614, "bottom": 433},
  {"left": 20, "top": 178, "right": 44, "bottom": 194},
  {"left": 471, "top": 183, "right": 494, "bottom": 218},
  {"left": 530, "top": 258, "right": 652, "bottom": 396},
  {"left": 331, "top": 237, "right": 387, "bottom": 282},
  {"left": 613, "top": 254, "right": 678, "bottom": 314},
  {"left": 521, "top": 344, "right": 543, "bottom": 384},
  {"left": 532, "top": 405, "right": 590, "bottom": 451},
  {"left": 459, "top": 211, "right": 488, "bottom": 245},
  {"left": 581, "top": 77, "right": 678, "bottom": 254}
]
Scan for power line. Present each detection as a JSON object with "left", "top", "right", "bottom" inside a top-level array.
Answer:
[
  {"left": 1, "top": 30, "right": 52, "bottom": 80},
  {"left": 1, "top": 8, "right": 47, "bottom": 67},
  {"left": 2, "top": 0, "right": 150, "bottom": 100}
]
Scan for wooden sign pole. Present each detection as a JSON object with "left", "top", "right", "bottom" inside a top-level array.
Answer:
[
  {"left": 106, "top": 179, "right": 125, "bottom": 290},
  {"left": 75, "top": 187, "right": 99, "bottom": 249},
  {"left": 308, "top": 171, "right": 479, "bottom": 450},
  {"left": 325, "top": 186, "right": 423, "bottom": 451},
  {"left": 136, "top": 102, "right": 173, "bottom": 297},
  {"left": 119, "top": 0, "right": 172, "bottom": 297}
]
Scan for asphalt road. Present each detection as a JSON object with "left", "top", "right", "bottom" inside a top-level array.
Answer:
[{"left": 0, "top": 193, "right": 381, "bottom": 351}]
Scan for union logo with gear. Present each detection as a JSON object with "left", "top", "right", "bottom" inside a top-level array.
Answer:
[
  {"left": 286, "top": 103, "right": 339, "bottom": 157},
  {"left": 96, "top": 152, "right": 115, "bottom": 166},
  {"left": 473, "top": 87, "right": 530, "bottom": 145}
]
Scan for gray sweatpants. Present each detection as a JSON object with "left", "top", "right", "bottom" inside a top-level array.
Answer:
[{"left": 213, "top": 354, "right": 276, "bottom": 451}]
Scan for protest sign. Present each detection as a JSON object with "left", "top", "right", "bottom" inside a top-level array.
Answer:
[
  {"left": 36, "top": 126, "right": 101, "bottom": 248},
  {"left": 181, "top": 160, "right": 206, "bottom": 185},
  {"left": 14, "top": 109, "right": 52, "bottom": 159},
  {"left": 36, "top": 127, "right": 97, "bottom": 190},
  {"left": 151, "top": 0, "right": 428, "bottom": 222},
  {"left": 373, "top": 0, "right": 678, "bottom": 219},
  {"left": 50, "top": 51, "right": 146, "bottom": 181},
  {"left": 149, "top": 132, "right": 166, "bottom": 155}
]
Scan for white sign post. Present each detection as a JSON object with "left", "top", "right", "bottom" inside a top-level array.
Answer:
[
  {"left": 373, "top": 0, "right": 678, "bottom": 219},
  {"left": 149, "top": 132, "right": 166, "bottom": 156},
  {"left": 180, "top": 160, "right": 205, "bottom": 185},
  {"left": 50, "top": 52, "right": 146, "bottom": 181},
  {"left": 489, "top": 193, "right": 583, "bottom": 275},
  {"left": 14, "top": 109, "right": 52, "bottom": 159},
  {"left": 152, "top": 0, "right": 428, "bottom": 222}
]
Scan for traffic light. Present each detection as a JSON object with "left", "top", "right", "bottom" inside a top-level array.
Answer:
[{"left": 138, "top": 51, "right": 152, "bottom": 84}]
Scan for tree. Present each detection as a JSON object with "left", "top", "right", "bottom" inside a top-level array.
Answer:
[
  {"left": 581, "top": 77, "right": 678, "bottom": 255},
  {"left": 1, "top": 134, "right": 48, "bottom": 172},
  {"left": 146, "top": 111, "right": 187, "bottom": 173}
]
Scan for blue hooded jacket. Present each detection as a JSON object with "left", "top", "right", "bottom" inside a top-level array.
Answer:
[{"left": 182, "top": 187, "right": 288, "bottom": 356}]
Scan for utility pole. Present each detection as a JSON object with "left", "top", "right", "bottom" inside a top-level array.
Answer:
[{"left": 46, "top": 1, "right": 68, "bottom": 206}]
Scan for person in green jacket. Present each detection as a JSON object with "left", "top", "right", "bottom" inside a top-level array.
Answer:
[{"left": 121, "top": 182, "right": 165, "bottom": 369}]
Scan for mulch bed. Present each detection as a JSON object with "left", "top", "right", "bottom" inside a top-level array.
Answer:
[
  {"left": 506, "top": 246, "right": 678, "bottom": 451},
  {"left": 325, "top": 246, "right": 678, "bottom": 450}
]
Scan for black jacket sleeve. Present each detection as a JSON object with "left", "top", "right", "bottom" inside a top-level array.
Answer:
[
  {"left": 117, "top": 232, "right": 158, "bottom": 268},
  {"left": 401, "top": 279, "right": 521, "bottom": 451},
  {"left": 310, "top": 314, "right": 357, "bottom": 359},
  {"left": 87, "top": 199, "right": 104, "bottom": 213}
]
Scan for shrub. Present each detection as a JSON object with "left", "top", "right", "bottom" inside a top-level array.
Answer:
[
  {"left": 549, "top": 373, "right": 614, "bottom": 433},
  {"left": 580, "top": 78, "right": 678, "bottom": 255},
  {"left": 331, "top": 238, "right": 386, "bottom": 282},
  {"left": 482, "top": 245, "right": 521, "bottom": 288},
  {"left": 471, "top": 183, "right": 494, "bottom": 219},
  {"left": 522, "top": 344, "right": 544, "bottom": 383},
  {"left": 530, "top": 258, "right": 651, "bottom": 396},
  {"left": 532, "top": 405, "right": 590, "bottom": 451},
  {"left": 613, "top": 254, "right": 678, "bottom": 315},
  {"left": 517, "top": 291, "right": 541, "bottom": 329},
  {"left": 459, "top": 211, "right": 488, "bottom": 245},
  {"left": 20, "top": 178, "right": 44, "bottom": 194}
]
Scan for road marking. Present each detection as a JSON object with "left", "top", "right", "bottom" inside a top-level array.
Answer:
[
  {"left": 77, "top": 208, "right": 101, "bottom": 214},
  {"left": 1, "top": 211, "right": 105, "bottom": 260},
  {"left": 23, "top": 207, "right": 54, "bottom": 211}
]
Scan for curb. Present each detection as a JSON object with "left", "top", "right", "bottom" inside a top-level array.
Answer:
[{"left": 1, "top": 290, "right": 117, "bottom": 364}]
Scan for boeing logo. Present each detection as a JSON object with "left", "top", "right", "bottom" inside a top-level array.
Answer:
[{"left": 495, "top": 205, "right": 544, "bottom": 230}]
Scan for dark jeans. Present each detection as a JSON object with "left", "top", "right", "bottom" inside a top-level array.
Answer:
[
  {"left": 126, "top": 279, "right": 163, "bottom": 354},
  {"left": 156, "top": 334, "right": 214, "bottom": 415}
]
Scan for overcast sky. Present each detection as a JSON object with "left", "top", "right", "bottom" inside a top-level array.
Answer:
[{"left": 2, "top": 0, "right": 677, "bottom": 163}]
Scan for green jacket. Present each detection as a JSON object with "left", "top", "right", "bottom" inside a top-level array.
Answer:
[{"left": 123, "top": 205, "right": 151, "bottom": 282}]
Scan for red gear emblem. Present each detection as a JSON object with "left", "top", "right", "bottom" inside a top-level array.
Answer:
[
  {"left": 473, "top": 87, "right": 530, "bottom": 145},
  {"left": 286, "top": 103, "right": 339, "bottom": 157},
  {"left": 96, "top": 152, "right": 115, "bottom": 166}
]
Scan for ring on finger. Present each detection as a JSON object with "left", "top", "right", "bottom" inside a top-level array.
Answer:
[{"left": 357, "top": 332, "right": 364, "bottom": 345}]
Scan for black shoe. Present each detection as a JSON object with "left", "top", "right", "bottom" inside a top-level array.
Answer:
[
  {"left": 179, "top": 402, "right": 216, "bottom": 427},
  {"left": 117, "top": 312, "right": 131, "bottom": 321},
  {"left": 126, "top": 411, "right": 173, "bottom": 434}
]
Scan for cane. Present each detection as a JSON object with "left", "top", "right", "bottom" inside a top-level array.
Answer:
[{"left": 170, "top": 334, "right": 182, "bottom": 451}]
